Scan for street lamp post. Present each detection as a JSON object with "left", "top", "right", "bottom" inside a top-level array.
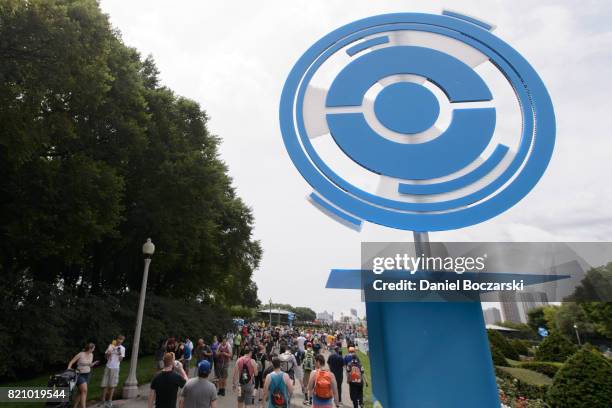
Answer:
[
  {"left": 573, "top": 323, "right": 582, "bottom": 346},
  {"left": 269, "top": 298, "right": 272, "bottom": 328},
  {"left": 123, "top": 238, "right": 155, "bottom": 399}
]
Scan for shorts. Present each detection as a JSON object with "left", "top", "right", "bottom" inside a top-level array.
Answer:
[
  {"left": 100, "top": 367, "right": 120, "bottom": 388},
  {"left": 303, "top": 370, "right": 312, "bottom": 388},
  {"left": 76, "top": 373, "right": 90, "bottom": 386},
  {"left": 254, "top": 374, "right": 264, "bottom": 389},
  {"left": 312, "top": 395, "right": 334, "bottom": 407},
  {"left": 237, "top": 383, "right": 255, "bottom": 405},
  {"left": 183, "top": 359, "right": 191, "bottom": 372},
  {"left": 214, "top": 363, "right": 228, "bottom": 379}
]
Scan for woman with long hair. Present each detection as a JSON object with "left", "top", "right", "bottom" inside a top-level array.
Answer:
[{"left": 67, "top": 343, "right": 99, "bottom": 408}]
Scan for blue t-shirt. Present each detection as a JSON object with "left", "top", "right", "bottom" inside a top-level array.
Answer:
[{"left": 184, "top": 341, "right": 193, "bottom": 360}]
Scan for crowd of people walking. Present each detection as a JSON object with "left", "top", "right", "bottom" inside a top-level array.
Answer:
[
  {"left": 62, "top": 325, "right": 367, "bottom": 408},
  {"left": 148, "top": 324, "right": 368, "bottom": 408}
]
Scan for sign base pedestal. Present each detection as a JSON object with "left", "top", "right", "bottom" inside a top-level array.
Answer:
[{"left": 365, "top": 301, "right": 500, "bottom": 408}]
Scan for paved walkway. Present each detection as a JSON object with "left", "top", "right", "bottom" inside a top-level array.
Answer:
[{"left": 91, "top": 355, "right": 355, "bottom": 408}]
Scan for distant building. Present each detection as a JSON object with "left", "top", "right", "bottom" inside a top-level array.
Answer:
[
  {"left": 317, "top": 310, "right": 333, "bottom": 324},
  {"left": 498, "top": 291, "right": 549, "bottom": 324},
  {"left": 483, "top": 307, "right": 502, "bottom": 325},
  {"left": 519, "top": 291, "right": 549, "bottom": 313},
  {"left": 499, "top": 291, "right": 523, "bottom": 324}
]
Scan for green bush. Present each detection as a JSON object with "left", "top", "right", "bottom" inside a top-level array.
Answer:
[
  {"left": 512, "top": 338, "right": 530, "bottom": 356},
  {"left": 535, "top": 332, "right": 577, "bottom": 362},
  {"left": 0, "top": 288, "right": 232, "bottom": 381},
  {"left": 491, "top": 345, "right": 509, "bottom": 366},
  {"left": 488, "top": 329, "right": 519, "bottom": 360},
  {"left": 520, "top": 362, "right": 561, "bottom": 378},
  {"left": 546, "top": 348, "right": 612, "bottom": 408}
]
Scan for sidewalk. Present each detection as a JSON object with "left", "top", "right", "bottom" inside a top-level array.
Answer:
[{"left": 95, "top": 354, "right": 356, "bottom": 408}]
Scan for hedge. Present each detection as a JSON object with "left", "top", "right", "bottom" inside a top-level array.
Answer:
[
  {"left": 0, "top": 290, "right": 232, "bottom": 381},
  {"left": 535, "top": 332, "right": 577, "bottom": 363},
  {"left": 491, "top": 345, "right": 509, "bottom": 366},
  {"left": 546, "top": 348, "right": 612, "bottom": 408},
  {"left": 488, "top": 329, "right": 519, "bottom": 360},
  {"left": 519, "top": 362, "right": 561, "bottom": 378}
]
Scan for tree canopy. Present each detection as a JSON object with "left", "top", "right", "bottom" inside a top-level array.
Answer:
[{"left": 0, "top": 0, "right": 261, "bottom": 305}]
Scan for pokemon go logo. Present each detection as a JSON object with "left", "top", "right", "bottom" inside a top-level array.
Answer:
[{"left": 279, "top": 11, "right": 555, "bottom": 232}]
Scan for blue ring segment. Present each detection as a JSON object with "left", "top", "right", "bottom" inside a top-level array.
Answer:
[
  {"left": 327, "top": 46, "right": 492, "bottom": 106},
  {"left": 279, "top": 13, "right": 555, "bottom": 231},
  {"left": 398, "top": 144, "right": 509, "bottom": 195},
  {"left": 346, "top": 36, "right": 390, "bottom": 56}
]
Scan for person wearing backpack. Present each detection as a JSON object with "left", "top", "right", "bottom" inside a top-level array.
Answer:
[
  {"left": 263, "top": 356, "right": 293, "bottom": 408},
  {"left": 326, "top": 347, "right": 344, "bottom": 405},
  {"left": 301, "top": 343, "right": 315, "bottom": 405},
  {"left": 232, "top": 347, "right": 257, "bottom": 407},
  {"left": 214, "top": 337, "right": 232, "bottom": 396},
  {"left": 346, "top": 353, "right": 367, "bottom": 408},
  {"left": 253, "top": 344, "right": 267, "bottom": 404},
  {"left": 278, "top": 345, "right": 297, "bottom": 383},
  {"left": 307, "top": 354, "right": 339, "bottom": 408}
]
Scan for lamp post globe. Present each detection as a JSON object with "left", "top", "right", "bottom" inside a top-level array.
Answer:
[
  {"left": 123, "top": 238, "right": 155, "bottom": 398},
  {"left": 143, "top": 238, "right": 155, "bottom": 257}
]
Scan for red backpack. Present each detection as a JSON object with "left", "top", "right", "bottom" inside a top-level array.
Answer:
[{"left": 314, "top": 370, "right": 333, "bottom": 399}]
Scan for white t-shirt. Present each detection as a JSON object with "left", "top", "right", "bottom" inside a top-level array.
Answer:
[
  {"left": 297, "top": 336, "right": 306, "bottom": 352},
  {"left": 106, "top": 344, "right": 126, "bottom": 369}
]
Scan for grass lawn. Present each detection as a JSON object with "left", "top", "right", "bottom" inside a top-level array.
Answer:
[
  {"left": 497, "top": 366, "right": 553, "bottom": 386},
  {"left": 0, "top": 356, "right": 157, "bottom": 408},
  {"left": 342, "top": 347, "right": 373, "bottom": 408}
]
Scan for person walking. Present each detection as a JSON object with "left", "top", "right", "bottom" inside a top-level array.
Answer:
[
  {"left": 307, "top": 355, "right": 339, "bottom": 408},
  {"left": 195, "top": 339, "right": 212, "bottom": 367},
  {"left": 346, "top": 351, "right": 367, "bottom": 408},
  {"left": 183, "top": 337, "right": 194, "bottom": 376},
  {"left": 180, "top": 360, "right": 217, "bottom": 408},
  {"left": 326, "top": 348, "right": 344, "bottom": 405},
  {"left": 263, "top": 357, "right": 293, "bottom": 408},
  {"left": 233, "top": 347, "right": 257, "bottom": 408},
  {"left": 101, "top": 335, "right": 125, "bottom": 408},
  {"left": 156, "top": 338, "right": 168, "bottom": 370},
  {"left": 301, "top": 343, "right": 315, "bottom": 405},
  {"left": 233, "top": 332, "right": 242, "bottom": 360},
  {"left": 253, "top": 344, "right": 267, "bottom": 404},
  {"left": 148, "top": 353, "right": 188, "bottom": 408},
  {"left": 67, "top": 343, "right": 99, "bottom": 408},
  {"left": 214, "top": 336, "right": 232, "bottom": 396}
]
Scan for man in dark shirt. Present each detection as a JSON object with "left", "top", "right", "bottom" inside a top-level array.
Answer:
[
  {"left": 327, "top": 347, "right": 345, "bottom": 404},
  {"left": 148, "top": 352, "right": 188, "bottom": 408}
]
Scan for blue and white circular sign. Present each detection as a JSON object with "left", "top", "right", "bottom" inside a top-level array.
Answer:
[{"left": 280, "top": 12, "right": 555, "bottom": 231}]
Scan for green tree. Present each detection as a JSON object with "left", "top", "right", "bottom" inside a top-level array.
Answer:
[
  {"left": 487, "top": 329, "right": 519, "bottom": 360},
  {"left": 0, "top": 0, "right": 262, "bottom": 378},
  {"left": 528, "top": 306, "right": 548, "bottom": 332},
  {"left": 0, "top": 0, "right": 261, "bottom": 302},
  {"left": 535, "top": 332, "right": 577, "bottom": 362},
  {"left": 546, "top": 348, "right": 612, "bottom": 408},
  {"left": 565, "top": 264, "right": 612, "bottom": 339},
  {"left": 293, "top": 307, "right": 317, "bottom": 322}
]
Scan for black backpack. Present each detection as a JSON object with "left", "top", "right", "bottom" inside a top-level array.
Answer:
[{"left": 239, "top": 357, "right": 252, "bottom": 385}]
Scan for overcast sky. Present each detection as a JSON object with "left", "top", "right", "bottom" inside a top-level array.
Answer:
[{"left": 100, "top": 0, "right": 612, "bottom": 317}]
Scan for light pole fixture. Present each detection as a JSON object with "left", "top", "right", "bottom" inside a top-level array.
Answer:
[
  {"left": 573, "top": 323, "right": 582, "bottom": 346},
  {"left": 269, "top": 298, "right": 272, "bottom": 328},
  {"left": 123, "top": 238, "right": 155, "bottom": 398}
]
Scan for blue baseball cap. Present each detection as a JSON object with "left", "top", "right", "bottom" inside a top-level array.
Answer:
[{"left": 198, "top": 360, "right": 211, "bottom": 375}]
